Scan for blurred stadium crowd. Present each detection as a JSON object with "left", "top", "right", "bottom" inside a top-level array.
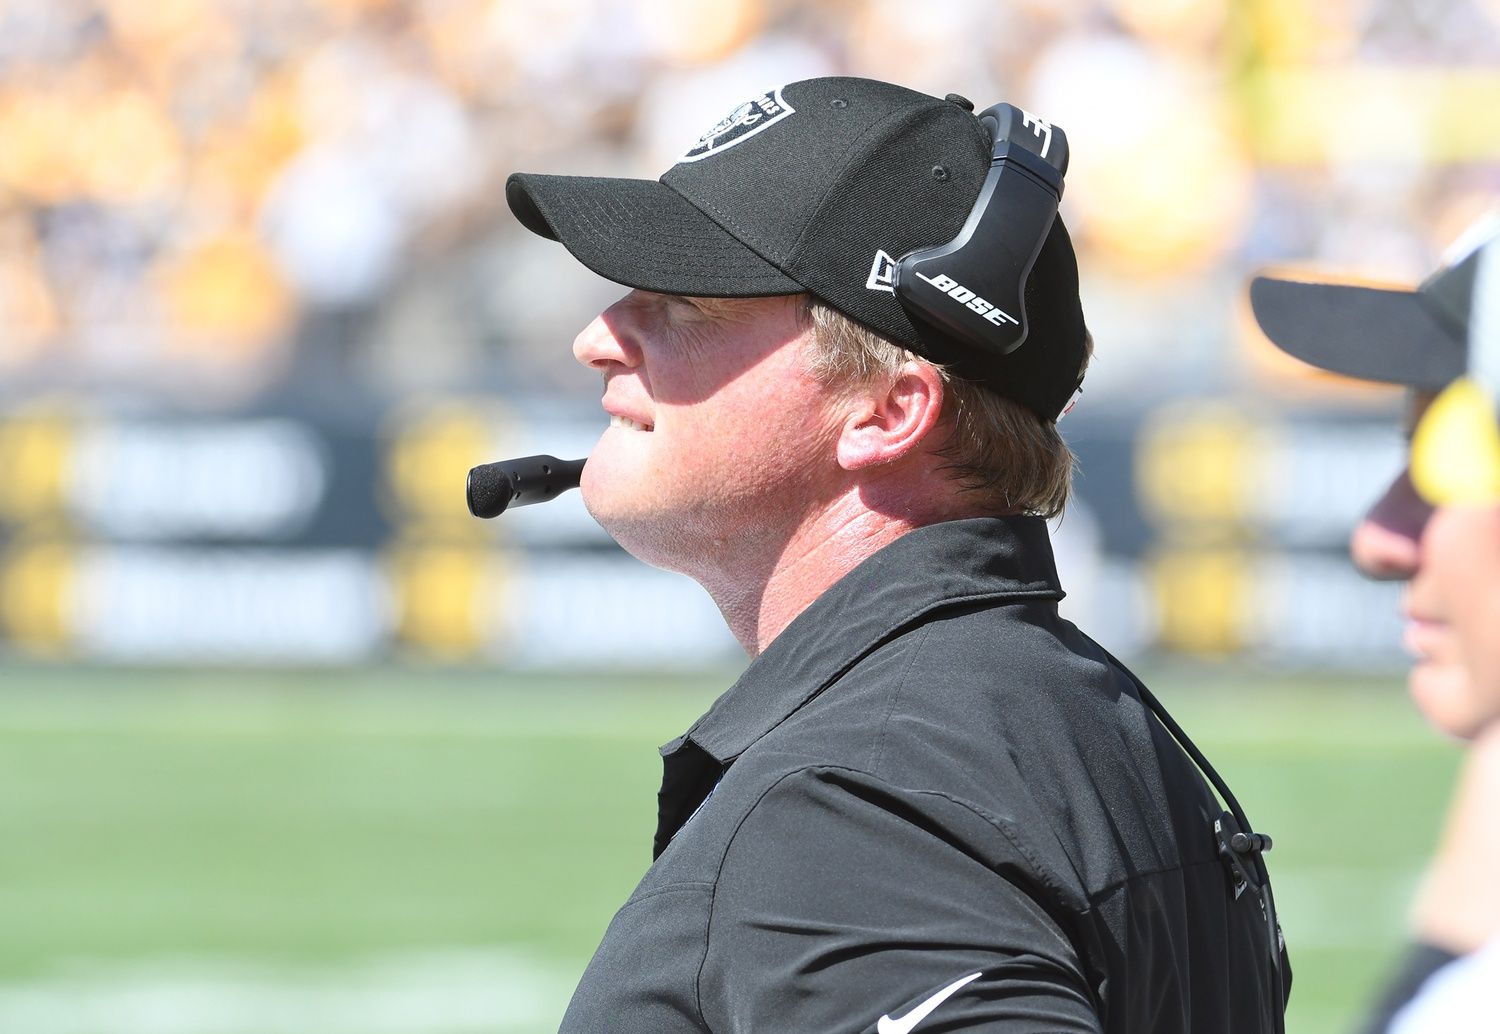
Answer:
[
  {"left": 0, "top": 0, "right": 1497, "bottom": 403},
  {"left": 0, "top": 0, "right": 1498, "bottom": 667}
]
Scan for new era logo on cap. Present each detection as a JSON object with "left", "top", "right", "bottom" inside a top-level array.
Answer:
[
  {"left": 866, "top": 250, "right": 898, "bottom": 294},
  {"left": 678, "top": 88, "right": 796, "bottom": 163}
]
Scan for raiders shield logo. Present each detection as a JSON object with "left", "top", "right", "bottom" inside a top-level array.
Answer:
[{"left": 678, "top": 87, "right": 795, "bottom": 163}]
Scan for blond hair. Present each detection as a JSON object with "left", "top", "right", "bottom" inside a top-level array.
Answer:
[{"left": 803, "top": 301, "right": 1088, "bottom": 518}]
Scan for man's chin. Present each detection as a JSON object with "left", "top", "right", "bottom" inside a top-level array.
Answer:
[
  {"left": 581, "top": 491, "right": 644, "bottom": 542},
  {"left": 580, "top": 487, "right": 679, "bottom": 568},
  {"left": 579, "top": 458, "right": 640, "bottom": 525},
  {"left": 1409, "top": 659, "right": 1486, "bottom": 740}
]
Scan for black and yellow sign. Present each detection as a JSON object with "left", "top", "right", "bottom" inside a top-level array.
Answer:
[
  {"left": 0, "top": 539, "right": 74, "bottom": 655},
  {"left": 0, "top": 409, "right": 73, "bottom": 529}
]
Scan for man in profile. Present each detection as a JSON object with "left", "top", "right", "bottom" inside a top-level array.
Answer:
[
  {"left": 507, "top": 76, "right": 1287, "bottom": 1032},
  {"left": 1251, "top": 216, "right": 1500, "bottom": 1032}
]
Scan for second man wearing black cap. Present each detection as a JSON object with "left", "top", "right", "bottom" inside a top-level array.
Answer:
[
  {"left": 508, "top": 77, "right": 1288, "bottom": 1033},
  {"left": 1250, "top": 214, "right": 1500, "bottom": 1033}
]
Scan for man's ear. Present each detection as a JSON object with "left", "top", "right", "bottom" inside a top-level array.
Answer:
[{"left": 835, "top": 360, "right": 946, "bottom": 471}]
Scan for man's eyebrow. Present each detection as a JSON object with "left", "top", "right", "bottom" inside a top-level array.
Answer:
[
  {"left": 684, "top": 296, "right": 766, "bottom": 322},
  {"left": 650, "top": 292, "right": 703, "bottom": 309}
]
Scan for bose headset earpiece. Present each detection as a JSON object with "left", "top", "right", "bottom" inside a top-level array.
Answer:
[{"left": 893, "top": 103, "right": 1069, "bottom": 360}]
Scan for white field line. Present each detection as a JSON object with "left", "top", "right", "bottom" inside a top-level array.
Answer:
[{"left": 0, "top": 948, "right": 577, "bottom": 1034}]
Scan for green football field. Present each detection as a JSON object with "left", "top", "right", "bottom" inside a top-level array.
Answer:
[{"left": 0, "top": 663, "right": 1461, "bottom": 1034}]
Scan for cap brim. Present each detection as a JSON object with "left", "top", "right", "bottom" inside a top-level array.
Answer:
[
  {"left": 1249, "top": 275, "right": 1465, "bottom": 390},
  {"left": 506, "top": 173, "right": 803, "bottom": 297}
]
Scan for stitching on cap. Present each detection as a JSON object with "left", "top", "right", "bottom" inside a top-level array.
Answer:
[
  {"left": 789, "top": 101, "right": 985, "bottom": 261},
  {"left": 653, "top": 96, "right": 957, "bottom": 279},
  {"left": 562, "top": 189, "right": 802, "bottom": 284}
]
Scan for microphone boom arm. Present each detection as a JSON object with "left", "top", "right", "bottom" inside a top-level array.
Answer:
[{"left": 467, "top": 455, "right": 586, "bottom": 518}]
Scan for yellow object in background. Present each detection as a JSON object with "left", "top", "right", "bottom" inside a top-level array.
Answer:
[
  {"left": 382, "top": 401, "right": 500, "bottom": 532},
  {"left": 1136, "top": 402, "right": 1262, "bottom": 531},
  {"left": 0, "top": 539, "right": 75, "bottom": 655},
  {"left": 157, "top": 231, "right": 293, "bottom": 354},
  {"left": 1410, "top": 377, "right": 1500, "bottom": 505},
  {"left": 1149, "top": 546, "right": 1251, "bottom": 655},
  {"left": 384, "top": 540, "right": 499, "bottom": 659},
  {"left": 0, "top": 410, "right": 73, "bottom": 527}
]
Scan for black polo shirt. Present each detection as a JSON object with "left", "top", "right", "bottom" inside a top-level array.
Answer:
[{"left": 558, "top": 517, "right": 1288, "bottom": 1033}]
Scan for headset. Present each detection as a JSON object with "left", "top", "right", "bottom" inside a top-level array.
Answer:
[{"left": 893, "top": 102, "right": 1069, "bottom": 364}]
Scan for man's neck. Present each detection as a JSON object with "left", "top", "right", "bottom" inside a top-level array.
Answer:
[{"left": 695, "top": 487, "right": 969, "bottom": 656}]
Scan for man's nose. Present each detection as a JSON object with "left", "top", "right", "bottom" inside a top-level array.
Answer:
[
  {"left": 1350, "top": 468, "right": 1432, "bottom": 580},
  {"left": 573, "top": 302, "right": 643, "bottom": 372}
]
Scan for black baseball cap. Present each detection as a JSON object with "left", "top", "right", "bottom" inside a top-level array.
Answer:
[
  {"left": 1249, "top": 215, "right": 1500, "bottom": 389},
  {"left": 505, "top": 76, "right": 1087, "bottom": 420}
]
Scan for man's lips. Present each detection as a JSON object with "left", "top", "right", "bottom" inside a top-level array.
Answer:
[
  {"left": 1402, "top": 614, "right": 1449, "bottom": 660},
  {"left": 603, "top": 403, "right": 654, "bottom": 431}
]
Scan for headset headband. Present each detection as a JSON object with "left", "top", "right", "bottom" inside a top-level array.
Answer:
[{"left": 893, "top": 103, "right": 1069, "bottom": 363}]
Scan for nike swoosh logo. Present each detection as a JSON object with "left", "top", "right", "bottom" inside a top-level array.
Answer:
[{"left": 876, "top": 971, "right": 983, "bottom": 1034}]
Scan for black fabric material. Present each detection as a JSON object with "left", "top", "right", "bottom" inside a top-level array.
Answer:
[
  {"left": 1249, "top": 276, "right": 1466, "bottom": 390},
  {"left": 1356, "top": 940, "right": 1463, "bottom": 1034},
  {"left": 506, "top": 76, "right": 1090, "bottom": 420},
  {"left": 556, "top": 518, "right": 1290, "bottom": 1034},
  {"left": 504, "top": 174, "right": 804, "bottom": 296}
]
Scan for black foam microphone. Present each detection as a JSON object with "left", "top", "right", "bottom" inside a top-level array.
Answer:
[{"left": 467, "top": 455, "right": 586, "bottom": 518}]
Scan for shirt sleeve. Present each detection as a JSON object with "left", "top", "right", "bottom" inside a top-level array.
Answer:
[
  {"left": 1387, "top": 937, "right": 1500, "bottom": 1034},
  {"left": 1357, "top": 941, "right": 1461, "bottom": 1034},
  {"left": 698, "top": 764, "right": 1102, "bottom": 1034}
]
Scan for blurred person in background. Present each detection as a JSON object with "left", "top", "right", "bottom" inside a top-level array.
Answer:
[
  {"left": 504, "top": 75, "right": 1287, "bottom": 1033},
  {"left": 1252, "top": 214, "right": 1500, "bottom": 1032}
]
